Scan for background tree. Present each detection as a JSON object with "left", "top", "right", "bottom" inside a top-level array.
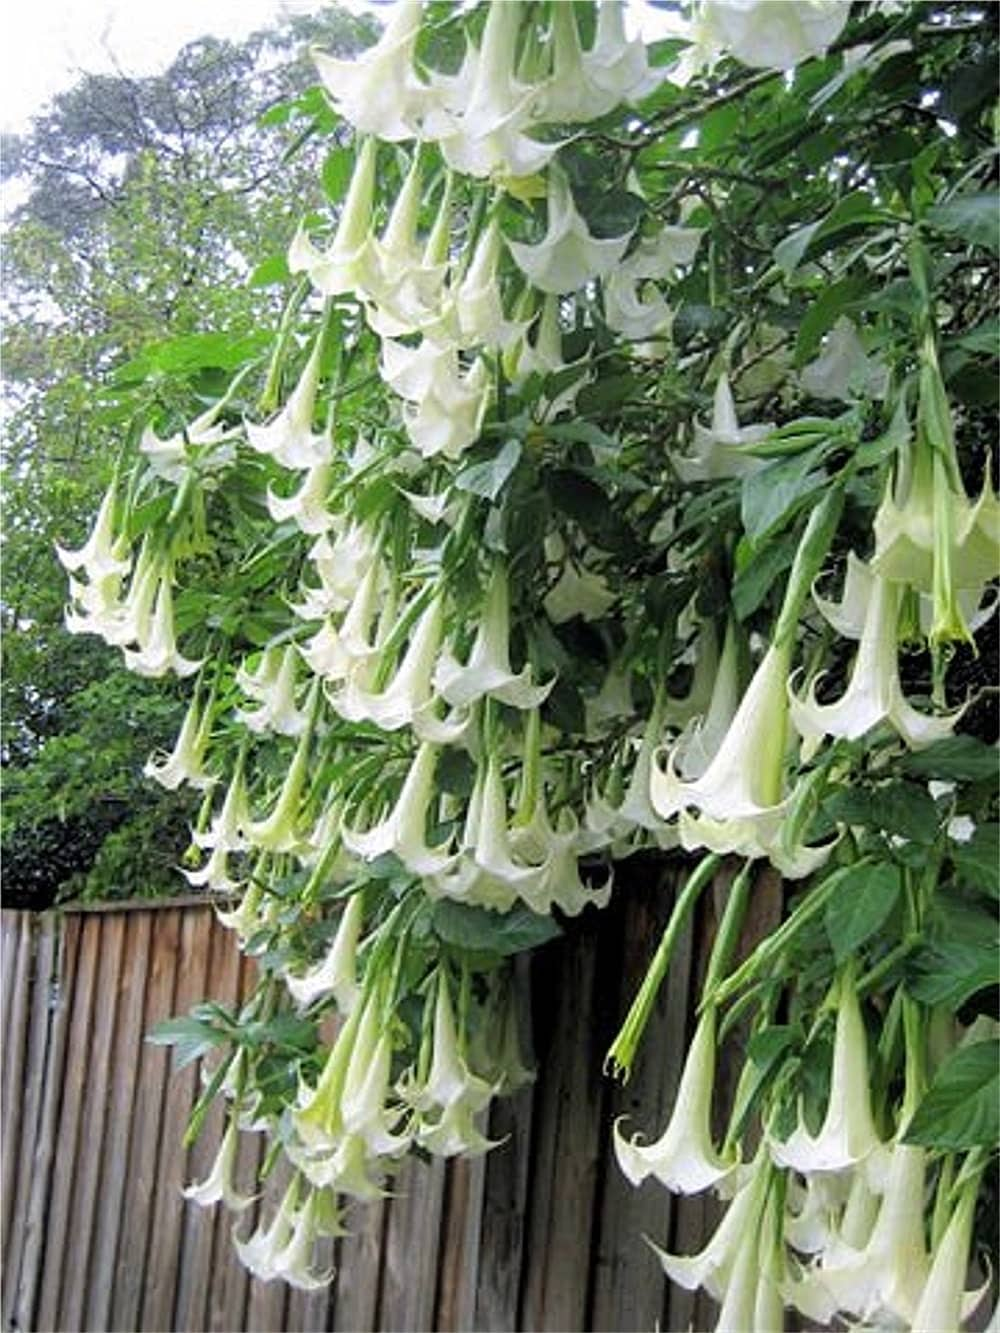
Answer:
[{"left": 1, "top": 6, "right": 372, "bottom": 905}]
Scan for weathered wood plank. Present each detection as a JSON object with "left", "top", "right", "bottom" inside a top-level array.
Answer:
[
  {"left": 84, "top": 911, "right": 153, "bottom": 1332},
  {"left": 435, "top": 1155, "right": 486, "bottom": 1333},
  {"left": 332, "top": 1196, "right": 386, "bottom": 1332},
  {"left": 378, "top": 1154, "right": 447, "bottom": 1333},
  {"left": 58, "top": 910, "right": 127, "bottom": 1333},
  {"left": 518, "top": 911, "right": 611, "bottom": 1333},
  {"left": 10, "top": 916, "right": 79, "bottom": 1333},
  {"left": 590, "top": 865, "right": 696, "bottom": 1333},
  {"left": 3, "top": 914, "right": 55, "bottom": 1316},
  {"left": 1, "top": 914, "right": 33, "bottom": 1261},
  {"left": 140, "top": 906, "right": 215, "bottom": 1332},
  {"left": 110, "top": 906, "right": 182, "bottom": 1333},
  {"left": 174, "top": 916, "right": 243, "bottom": 1333}
]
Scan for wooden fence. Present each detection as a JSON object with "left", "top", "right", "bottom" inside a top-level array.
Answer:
[{"left": 1, "top": 862, "right": 780, "bottom": 1333}]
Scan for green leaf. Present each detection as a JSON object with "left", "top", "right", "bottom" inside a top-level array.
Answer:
[
  {"left": 732, "top": 528, "right": 798, "bottom": 620},
  {"left": 432, "top": 900, "right": 561, "bottom": 956},
  {"left": 321, "top": 146, "right": 355, "bottom": 203},
  {"left": 901, "top": 736, "right": 999, "bottom": 783},
  {"left": 951, "top": 318, "right": 999, "bottom": 356},
  {"left": 740, "top": 447, "right": 828, "bottom": 543},
  {"left": 824, "top": 862, "right": 902, "bottom": 963},
  {"left": 249, "top": 254, "right": 291, "bottom": 288},
  {"left": 454, "top": 438, "right": 522, "bottom": 502},
  {"left": 927, "top": 193, "right": 1000, "bottom": 254},
  {"left": 904, "top": 1039, "right": 999, "bottom": 1150},
  {"left": 906, "top": 899, "right": 999, "bottom": 1010},
  {"left": 774, "top": 192, "right": 890, "bottom": 276},
  {"left": 952, "top": 824, "right": 1000, "bottom": 899},
  {"left": 146, "top": 1015, "right": 228, "bottom": 1070},
  {"left": 795, "top": 277, "right": 867, "bottom": 366}
]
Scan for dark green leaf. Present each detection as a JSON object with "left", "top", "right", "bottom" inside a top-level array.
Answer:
[
  {"left": 906, "top": 899, "right": 999, "bottom": 1010},
  {"left": 432, "top": 900, "right": 561, "bottom": 956},
  {"left": 732, "top": 528, "right": 798, "bottom": 620},
  {"left": 952, "top": 824, "right": 1000, "bottom": 899},
  {"left": 321, "top": 146, "right": 355, "bottom": 203},
  {"left": 146, "top": 1015, "right": 228, "bottom": 1070},
  {"left": 249, "top": 254, "right": 291, "bottom": 288},
  {"left": 454, "top": 438, "right": 522, "bottom": 501},
  {"left": 824, "top": 862, "right": 902, "bottom": 963},
  {"left": 901, "top": 736, "right": 999, "bottom": 783},
  {"left": 740, "top": 447, "right": 828, "bottom": 543},
  {"left": 927, "top": 193, "right": 1000, "bottom": 254},
  {"left": 904, "top": 1040, "right": 999, "bottom": 1150}
]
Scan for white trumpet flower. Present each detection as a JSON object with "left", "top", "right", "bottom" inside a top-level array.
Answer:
[
  {"left": 424, "top": 0, "right": 563, "bottom": 181},
  {"left": 614, "top": 1005, "right": 736, "bottom": 1194},
  {"left": 412, "top": 975, "right": 500, "bottom": 1158},
  {"left": 401, "top": 356, "right": 491, "bottom": 460},
  {"left": 800, "top": 317, "right": 887, "bottom": 402},
  {"left": 233, "top": 1176, "right": 299, "bottom": 1282},
  {"left": 696, "top": 1, "right": 852, "bottom": 73},
  {"left": 292, "top": 525, "right": 381, "bottom": 623},
  {"left": 506, "top": 164, "right": 635, "bottom": 295},
  {"left": 143, "top": 692, "right": 216, "bottom": 791},
  {"left": 790, "top": 570, "right": 963, "bottom": 757},
  {"left": 771, "top": 975, "right": 887, "bottom": 1182},
  {"left": 340, "top": 997, "right": 410, "bottom": 1158},
  {"left": 183, "top": 1120, "right": 254, "bottom": 1212},
  {"left": 246, "top": 685, "right": 318, "bottom": 853},
  {"left": 193, "top": 758, "right": 252, "bottom": 853},
  {"left": 246, "top": 336, "right": 331, "bottom": 470},
  {"left": 237, "top": 645, "right": 308, "bottom": 737},
  {"left": 285, "top": 892, "right": 363, "bottom": 1013},
  {"left": 123, "top": 569, "right": 202, "bottom": 678},
  {"left": 341, "top": 743, "right": 457, "bottom": 877},
  {"left": 139, "top": 401, "right": 239, "bottom": 483},
  {"left": 435, "top": 566, "right": 553, "bottom": 710},
  {"left": 288, "top": 137, "right": 378, "bottom": 299},
  {"left": 312, "top": 0, "right": 429, "bottom": 142},
  {"left": 673, "top": 373, "right": 772, "bottom": 482},
  {"left": 452, "top": 219, "right": 527, "bottom": 351},
  {"left": 56, "top": 480, "right": 131, "bottom": 579},
  {"left": 267, "top": 461, "right": 334, "bottom": 534},
  {"left": 271, "top": 1188, "right": 336, "bottom": 1291},
  {"left": 649, "top": 1150, "right": 771, "bottom": 1302},
  {"left": 912, "top": 1172, "right": 989, "bottom": 1333}
]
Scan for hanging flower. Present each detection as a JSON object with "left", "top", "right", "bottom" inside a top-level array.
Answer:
[
  {"left": 506, "top": 164, "right": 635, "bottom": 295},
  {"left": 770, "top": 973, "right": 887, "bottom": 1182},
  {"left": 341, "top": 743, "right": 458, "bottom": 877},
  {"left": 123, "top": 566, "right": 203, "bottom": 679},
  {"left": 245, "top": 335, "right": 332, "bottom": 470},
  {"left": 672, "top": 372, "right": 773, "bottom": 482},
  {"left": 143, "top": 691, "right": 216, "bottom": 791},
  {"left": 911, "top": 1168, "right": 990, "bottom": 1333},
  {"left": 183, "top": 1119, "right": 255, "bottom": 1212},
  {"left": 56, "top": 479, "right": 131, "bottom": 580},
  {"left": 614, "top": 1005, "right": 737, "bottom": 1194},
  {"left": 288, "top": 138, "right": 378, "bottom": 300},
  {"left": 799, "top": 317, "right": 887, "bottom": 402},
  {"left": 285, "top": 892, "right": 364, "bottom": 1013}
]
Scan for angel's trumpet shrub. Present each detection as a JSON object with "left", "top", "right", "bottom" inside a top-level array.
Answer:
[
  {"left": 435, "top": 565, "right": 553, "bottom": 710},
  {"left": 672, "top": 373, "right": 772, "bottom": 482},
  {"left": 245, "top": 334, "right": 331, "bottom": 471},
  {"left": 183, "top": 1119, "right": 254, "bottom": 1212},
  {"left": 285, "top": 892, "right": 364, "bottom": 1013},
  {"left": 289, "top": 138, "right": 378, "bottom": 299},
  {"left": 790, "top": 567, "right": 963, "bottom": 757},
  {"left": 614, "top": 1005, "right": 736, "bottom": 1194},
  {"left": 507, "top": 164, "right": 635, "bottom": 295},
  {"left": 770, "top": 973, "right": 886, "bottom": 1181},
  {"left": 143, "top": 691, "right": 215, "bottom": 791}
]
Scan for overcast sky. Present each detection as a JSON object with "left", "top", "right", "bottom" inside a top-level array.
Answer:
[{"left": 1, "top": 0, "right": 677, "bottom": 135}]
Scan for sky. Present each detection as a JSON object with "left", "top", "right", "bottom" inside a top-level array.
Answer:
[{"left": 1, "top": 0, "right": 677, "bottom": 135}]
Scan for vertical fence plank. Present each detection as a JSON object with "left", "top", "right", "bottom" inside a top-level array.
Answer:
[
  {"left": 10, "top": 916, "right": 78, "bottom": 1333},
  {"left": 518, "top": 916, "right": 611, "bottom": 1333},
  {"left": 174, "top": 917, "right": 243, "bottom": 1333},
  {"left": 590, "top": 866, "right": 696, "bottom": 1333},
  {"left": 1, "top": 915, "right": 34, "bottom": 1258},
  {"left": 378, "top": 1155, "right": 447, "bottom": 1333},
  {"left": 3, "top": 915, "right": 56, "bottom": 1322},
  {"left": 332, "top": 1197, "right": 386, "bottom": 1333},
  {"left": 434, "top": 1155, "right": 485, "bottom": 1333},
  {"left": 140, "top": 907, "right": 215, "bottom": 1332},
  {"left": 110, "top": 906, "right": 182, "bottom": 1333},
  {"left": 84, "top": 911, "right": 153, "bottom": 1333},
  {"left": 58, "top": 912, "right": 127, "bottom": 1333},
  {"left": 35, "top": 912, "right": 101, "bottom": 1333}
]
